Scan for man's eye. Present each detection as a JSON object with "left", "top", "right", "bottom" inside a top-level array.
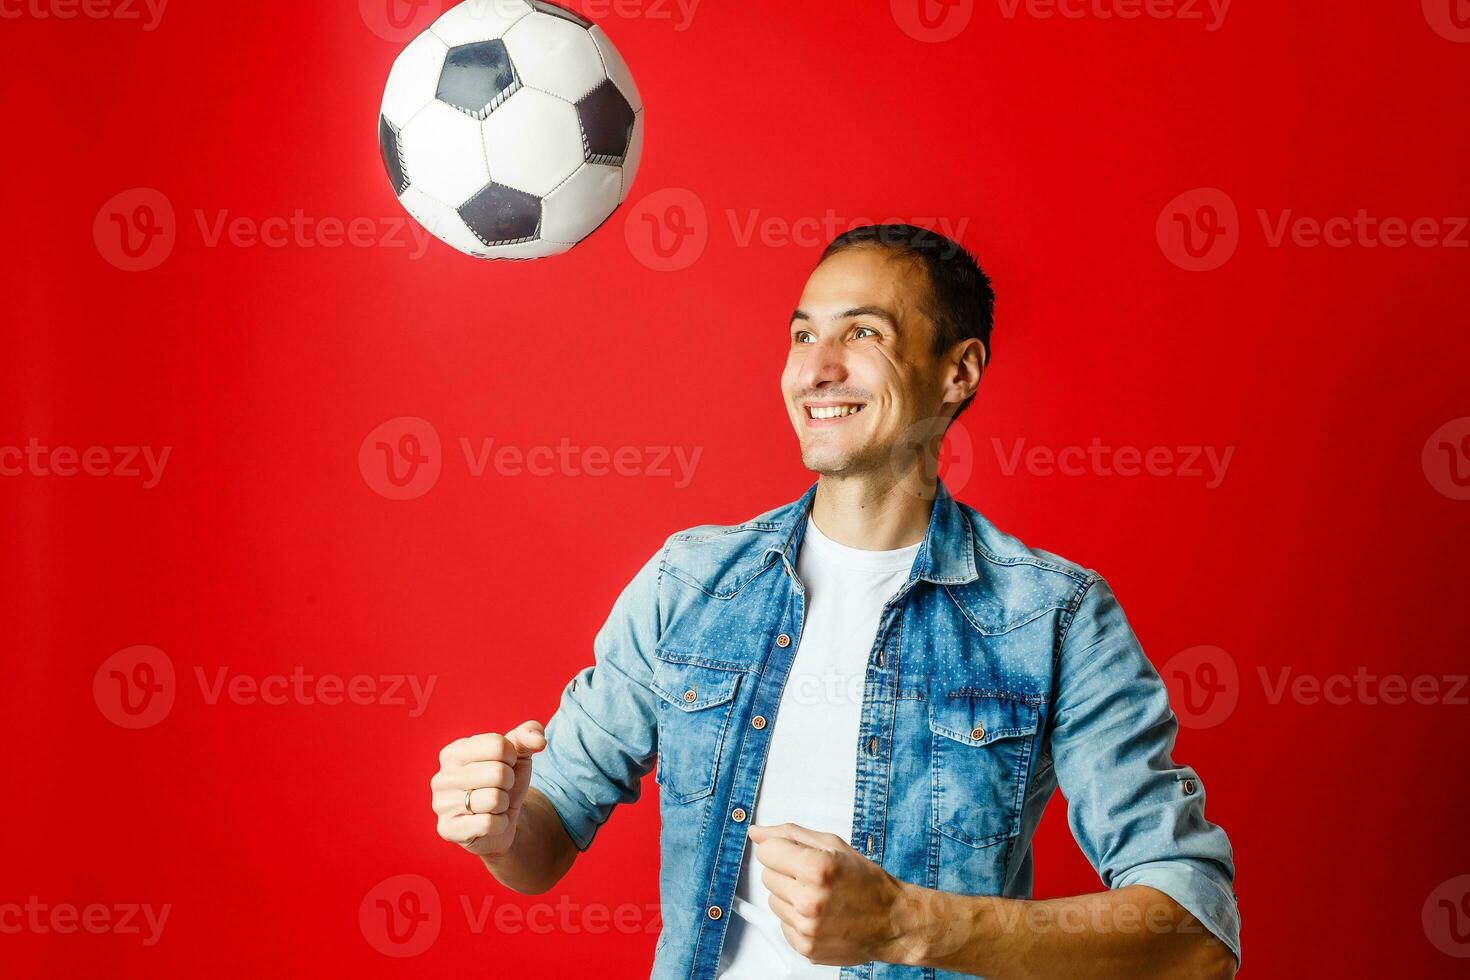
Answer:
[
  {"left": 793, "top": 331, "right": 814, "bottom": 343},
  {"left": 853, "top": 326, "right": 878, "bottom": 339}
]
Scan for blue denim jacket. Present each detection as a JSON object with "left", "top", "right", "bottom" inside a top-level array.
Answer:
[{"left": 530, "top": 479, "right": 1240, "bottom": 978}]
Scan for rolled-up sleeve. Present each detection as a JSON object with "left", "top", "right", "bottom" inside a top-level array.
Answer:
[
  {"left": 528, "top": 542, "right": 666, "bottom": 851},
  {"left": 1049, "top": 574, "right": 1241, "bottom": 963}
]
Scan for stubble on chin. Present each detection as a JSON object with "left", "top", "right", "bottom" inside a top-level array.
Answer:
[
  {"left": 800, "top": 436, "right": 845, "bottom": 475},
  {"left": 801, "top": 437, "right": 884, "bottom": 477}
]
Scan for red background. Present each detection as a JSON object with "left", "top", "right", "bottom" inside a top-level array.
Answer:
[{"left": 4, "top": 0, "right": 1468, "bottom": 975}]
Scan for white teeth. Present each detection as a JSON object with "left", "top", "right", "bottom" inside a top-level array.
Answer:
[{"left": 810, "top": 404, "right": 863, "bottom": 419}]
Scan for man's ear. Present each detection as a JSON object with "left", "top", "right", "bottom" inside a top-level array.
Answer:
[{"left": 945, "top": 338, "right": 985, "bottom": 404}]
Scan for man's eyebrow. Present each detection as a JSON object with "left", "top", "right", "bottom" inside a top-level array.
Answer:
[{"left": 789, "top": 306, "right": 901, "bottom": 330}]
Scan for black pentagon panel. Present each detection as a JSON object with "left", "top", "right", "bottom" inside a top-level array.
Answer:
[
  {"left": 458, "top": 182, "right": 542, "bottom": 245},
  {"left": 531, "top": 0, "right": 593, "bottom": 28},
  {"left": 379, "top": 115, "right": 409, "bottom": 195},
  {"left": 437, "top": 40, "right": 520, "bottom": 120},
  {"left": 575, "top": 79, "right": 635, "bottom": 165}
]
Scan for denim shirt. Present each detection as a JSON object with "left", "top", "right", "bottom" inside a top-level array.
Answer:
[{"left": 529, "top": 479, "right": 1241, "bottom": 979}]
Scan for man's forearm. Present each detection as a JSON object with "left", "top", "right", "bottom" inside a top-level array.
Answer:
[
  {"left": 881, "top": 883, "right": 1236, "bottom": 980},
  {"left": 480, "top": 788, "right": 580, "bottom": 895}
]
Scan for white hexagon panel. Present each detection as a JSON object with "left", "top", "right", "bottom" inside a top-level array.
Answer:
[{"left": 378, "top": 0, "right": 645, "bottom": 260}]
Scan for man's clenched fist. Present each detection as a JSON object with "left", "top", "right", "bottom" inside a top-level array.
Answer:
[{"left": 432, "top": 720, "right": 546, "bottom": 857}]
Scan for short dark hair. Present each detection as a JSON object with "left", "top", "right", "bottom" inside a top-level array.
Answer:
[{"left": 817, "top": 224, "right": 994, "bottom": 423}]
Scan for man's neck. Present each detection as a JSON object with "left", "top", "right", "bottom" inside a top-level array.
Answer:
[{"left": 809, "top": 474, "right": 934, "bottom": 552}]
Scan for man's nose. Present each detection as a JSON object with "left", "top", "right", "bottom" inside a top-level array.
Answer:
[{"left": 799, "top": 336, "right": 848, "bottom": 388}]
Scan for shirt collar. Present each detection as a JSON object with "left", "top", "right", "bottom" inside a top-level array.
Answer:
[{"left": 762, "top": 478, "right": 978, "bottom": 586}]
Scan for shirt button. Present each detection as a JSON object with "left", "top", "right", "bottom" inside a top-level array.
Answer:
[
  {"left": 732, "top": 807, "right": 747, "bottom": 822},
  {"left": 866, "top": 736, "right": 878, "bottom": 755},
  {"left": 707, "top": 905, "right": 723, "bottom": 920},
  {"left": 970, "top": 726, "right": 985, "bottom": 740},
  {"left": 683, "top": 688, "right": 697, "bottom": 703},
  {"left": 752, "top": 715, "right": 767, "bottom": 729},
  {"left": 865, "top": 835, "right": 873, "bottom": 855},
  {"left": 876, "top": 650, "right": 885, "bottom": 667},
  {"left": 1182, "top": 778, "right": 1198, "bottom": 796},
  {"left": 776, "top": 633, "right": 791, "bottom": 648}
]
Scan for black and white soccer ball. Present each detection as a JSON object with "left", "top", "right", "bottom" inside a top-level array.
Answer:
[{"left": 378, "top": 0, "right": 644, "bottom": 260}]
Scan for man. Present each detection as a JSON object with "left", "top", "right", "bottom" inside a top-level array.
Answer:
[{"left": 430, "top": 225, "right": 1241, "bottom": 979}]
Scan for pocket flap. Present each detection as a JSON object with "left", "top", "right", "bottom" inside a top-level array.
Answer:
[
  {"left": 652, "top": 657, "right": 741, "bottom": 711},
  {"left": 928, "top": 691, "right": 1040, "bottom": 746}
]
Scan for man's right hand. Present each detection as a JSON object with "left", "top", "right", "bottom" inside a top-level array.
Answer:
[{"left": 432, "top": 720, "right": 547, "bottom": 857}]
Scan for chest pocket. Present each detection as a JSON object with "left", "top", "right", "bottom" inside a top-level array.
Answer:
[
  {"left": 929, "top": 691, "right": 1041, "bottom": 848},
  {"left": 651, "top": 653, "right": 744, "bottom": 804}
]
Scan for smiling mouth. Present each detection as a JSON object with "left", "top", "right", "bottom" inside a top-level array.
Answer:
[{"left": 805, "top": 403, "right": 866, "bottom": 421}]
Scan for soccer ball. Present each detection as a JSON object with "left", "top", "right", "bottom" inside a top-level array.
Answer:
[{"left": 378, "top": 0, "right": 644, "bottom": 260}]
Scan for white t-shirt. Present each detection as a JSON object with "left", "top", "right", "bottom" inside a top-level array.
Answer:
[{"left": 716, "top": 516, "right": 921, "bottom": 979}]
